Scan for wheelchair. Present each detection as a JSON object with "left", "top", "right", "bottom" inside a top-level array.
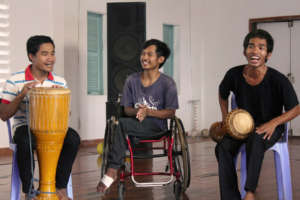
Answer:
[{"left": 100, "top": 115, "right": 191, "bottom": 200}]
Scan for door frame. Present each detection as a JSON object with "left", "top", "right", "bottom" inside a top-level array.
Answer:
[{"left": 249, "top": 15, "right": 300, "bottom": 31}]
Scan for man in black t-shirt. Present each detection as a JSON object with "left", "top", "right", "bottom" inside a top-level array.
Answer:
[{"left": 216, "top": 29, "right": 300, "bottom": 200}]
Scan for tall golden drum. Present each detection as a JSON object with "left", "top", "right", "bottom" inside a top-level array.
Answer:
[{"left": 29, "top": 88, "right": 70, "bottom": 200}]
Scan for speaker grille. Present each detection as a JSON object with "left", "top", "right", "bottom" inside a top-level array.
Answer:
[{"left": 107, "top": 2, "right": 146, "bottom": 102}]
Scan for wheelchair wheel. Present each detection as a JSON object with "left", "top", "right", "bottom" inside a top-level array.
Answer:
[
  {"left": 173, "top": 180, "right": 182, "bottom": 200},
  {"left": 172, "top": 117, "right": 191, "bottom": 192},
  {"left": 101, "top": 116, "right": 118, "bottom": 178},
  {"left": 118, "top": 181, "right": 125, "bottom": 200}
]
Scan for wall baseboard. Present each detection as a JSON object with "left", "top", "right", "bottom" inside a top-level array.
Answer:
[
  {"left": 0, "top": 148, "right": 12, "bottom": 156},
  {"left": 0, "top": 139, "right": 104, "bottom": 156},
  {"left": 80, "top": 138, "right": 104, "bottom": 147}
]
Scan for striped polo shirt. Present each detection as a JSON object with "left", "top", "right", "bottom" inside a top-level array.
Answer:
[{"left": 0, "top": 65, "right": 67, "bottom": 129}]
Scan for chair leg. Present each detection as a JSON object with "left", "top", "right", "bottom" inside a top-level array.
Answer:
[
  {"left": 67, "top": 175, "right": 73, "bottom": 199},
  {"left": 240, "top": 146, "right": 247, "bottom": 199},
  {"left": 11, "top": 151, "right": 21, "bottom": 200},
  {"left": 274, "top": 146, "right": 293, "bottom": 200}
]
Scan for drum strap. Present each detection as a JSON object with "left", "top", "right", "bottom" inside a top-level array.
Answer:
[{"left": 26, "top": 96, "right": 39, "bottom": 198}]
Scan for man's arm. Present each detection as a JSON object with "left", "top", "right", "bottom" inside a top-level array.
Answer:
[
  {"left": 219, "top": 93, "right": 229, "bottom": 122},
  {"left": 0, "top": 82, "right": 38, "bottom": 121},
  {"left": 124, "top": 107, "right": 138, "bottom": 117},
  {"left": 256, "top": 105, "right": 300, "bottom": 139},
  {"left": 125, "top": 106, "right": 176, "bottom": 122},
  {"left": 137, "top": 107, "right": 175, "bottom": 122},
  {"left": 0, "top": 94, "right": 25, "bottom": 121},
  {"left": 145, "top": 108, "right": 175, "bottom": 119}
]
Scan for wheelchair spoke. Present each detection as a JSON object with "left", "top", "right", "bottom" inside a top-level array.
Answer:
[{"left": 172, "top": 117, "right": 191, "bottom": 193}]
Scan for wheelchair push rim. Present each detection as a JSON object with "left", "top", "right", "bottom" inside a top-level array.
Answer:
[
  {"left": 172, "top": 117, "right": 191, "bottom": 192},
  {"left": 101, "top": 116, "right": 118, "bottom": 178}
]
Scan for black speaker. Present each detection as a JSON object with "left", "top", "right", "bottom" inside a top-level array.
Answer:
[{"left": 107, "top": 2, "right": 146, "bottom": 102}]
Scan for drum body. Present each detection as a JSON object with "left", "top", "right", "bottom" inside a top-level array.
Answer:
[
  {"left": 209, "top": 109, "right": 254, "bottom": 142},
  {"left": 29, "top": 88, "right": 70, "bottom": 200}
]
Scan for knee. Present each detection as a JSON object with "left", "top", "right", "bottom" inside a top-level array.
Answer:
[
  {"left": 13, "top": 126, "right": 36, "bottom": 149},
  {"left": 215, "top": 144, "right": 220, "bottom": 160},
  {"left": 118, "top": 117, "right": 130, "bottom": 125},
  {"left": 65, "top": 127, "right": 81, "bottom": 148},
  {"left": 248, "top": 134, "right": 264, "bottom": 149},
  {"left": 215, "top": 142, "right": 229, "bottom": 159},
  {"left": 117, "top": 117, "right": 131, "bottom": 132}
]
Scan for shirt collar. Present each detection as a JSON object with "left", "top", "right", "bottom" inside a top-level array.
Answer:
[{"left": 25, "top": 65, "right": 54, "bottom": 81}]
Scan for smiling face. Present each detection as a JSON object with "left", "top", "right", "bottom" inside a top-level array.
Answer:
[
  {"left": 244, "top": 37, "right": 272, "bottom": 69},
  {"left": 140, "top": 45, "right": 165, "bottom": 71},
  {"left": 29, "top": 42, "right": 55, "bottom": 73}
]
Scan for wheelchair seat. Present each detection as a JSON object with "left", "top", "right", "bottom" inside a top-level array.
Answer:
[{"left": 130, "top": 129, "right": 170, "bottom": 144}]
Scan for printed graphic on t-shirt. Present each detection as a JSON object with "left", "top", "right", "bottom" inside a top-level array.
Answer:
[{"left": 135, "top": 96, "right": 160, "bottom": 110}]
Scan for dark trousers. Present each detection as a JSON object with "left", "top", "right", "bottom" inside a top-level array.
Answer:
[
  {"left": 215, "top": 126, "right": 283, "bottom": 200},
  {"left": 13, "top": 125, "right": 81, "bottom": 193},
  {"left": 108, "top": 117, "right": 164, "bottom": 169}
]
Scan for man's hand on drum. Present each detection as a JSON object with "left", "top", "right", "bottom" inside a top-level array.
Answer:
[
  {"left": 21, "top": 81, "right": 39, "bottom": 95},
  {"left": 256, "top": 120, "right": 277, "bottom": 140},
  {"left": 136, "top": 105, "right": 147, "bottom": 122}
]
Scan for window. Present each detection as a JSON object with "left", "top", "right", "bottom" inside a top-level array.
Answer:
[
  {"left": 87, "top": 12, "right": 103, "bottom": 95},
  {"left": 163, "top": 24, "right": 180, "bottom": 93},
  {"left": 163, "top": 24, "right": 174, "bottom": 78},
  {"left": 0, "top": 0, "right": 9, "bottom": 93}
]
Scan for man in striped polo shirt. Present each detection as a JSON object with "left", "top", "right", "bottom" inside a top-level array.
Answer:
[{"left": 0, "top": 35, "right": 80, "bottom": 200}]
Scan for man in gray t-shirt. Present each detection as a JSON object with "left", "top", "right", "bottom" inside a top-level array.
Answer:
[
  {"left": 121, "top": 71, "right": 178, "bottom": 130},
  {"left": 97, "top": 39, "right": 179, "bottom": 193}
]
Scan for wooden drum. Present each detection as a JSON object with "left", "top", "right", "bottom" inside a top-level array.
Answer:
[
  {"left": 29, "top": 87, "right": 70, "bottom": 200},
  {"left": 209, "top": 109, "right": 254, "bottom": 142}
]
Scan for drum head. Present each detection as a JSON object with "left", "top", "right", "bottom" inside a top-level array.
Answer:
[{"left": 226, "top": 109, "right": 254, "bottom": 140}]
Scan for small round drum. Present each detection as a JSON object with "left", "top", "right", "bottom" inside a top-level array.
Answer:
[
  {"left": 29, "top": 87, "right": 70, "bottom": 200},
  {"left": 225, "top": 109, "right": 254, "bottom": 140},
  {"left": 209, "top": 109, "right": 254, "bottom": 142}
]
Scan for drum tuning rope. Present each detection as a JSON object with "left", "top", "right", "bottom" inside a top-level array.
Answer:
[{"left": 25, "top": 95, "right": 39, "bottom": 199}]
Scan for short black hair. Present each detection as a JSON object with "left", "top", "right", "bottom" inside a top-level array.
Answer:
[
  {"left": 243, "top": 29, "right": 274, "bottom": 53},
  {"left": 26, "top": 35, "right": 55, "bottom": 62},
  {"left": 142, "top": 39, "right": 171, "bottom": 68}
]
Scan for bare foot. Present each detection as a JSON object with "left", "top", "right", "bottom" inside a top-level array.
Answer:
[
  {"left": 96, "top": 168, "right": 118, "bottom": 192},
  {"left": 56, "top": 188, "right": 71, "bottom": 200},
  {"left": 244, "top": 191, "right": 255, "bottom": 200}
]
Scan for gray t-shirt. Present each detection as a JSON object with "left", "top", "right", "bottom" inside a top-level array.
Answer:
[{"left": 121, "top": 72, "right": 179, "bottom": 130}]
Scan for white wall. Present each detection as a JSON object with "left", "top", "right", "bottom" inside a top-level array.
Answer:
[
  {"left": 2, "top": 0, "right": 300, "bottom": 148},
  {"left": 64, "top": 0, "right": 80, "bottom": 131}
]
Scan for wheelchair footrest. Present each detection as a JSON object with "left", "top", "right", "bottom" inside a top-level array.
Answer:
[
  {"left": 131, "top": 153, "right": 167, "bottom": 159},
  {"left": 131, "top": 174, "right": 173, "bottom": 187}
]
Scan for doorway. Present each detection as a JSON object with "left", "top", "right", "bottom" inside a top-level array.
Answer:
[{"left": 250, "top": 16, "right": 300, "bottom": 136}]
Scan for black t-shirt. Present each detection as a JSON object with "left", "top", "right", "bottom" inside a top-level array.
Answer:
[{"left": 219, "top": 65, "right": 299, "bottom": 127}]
